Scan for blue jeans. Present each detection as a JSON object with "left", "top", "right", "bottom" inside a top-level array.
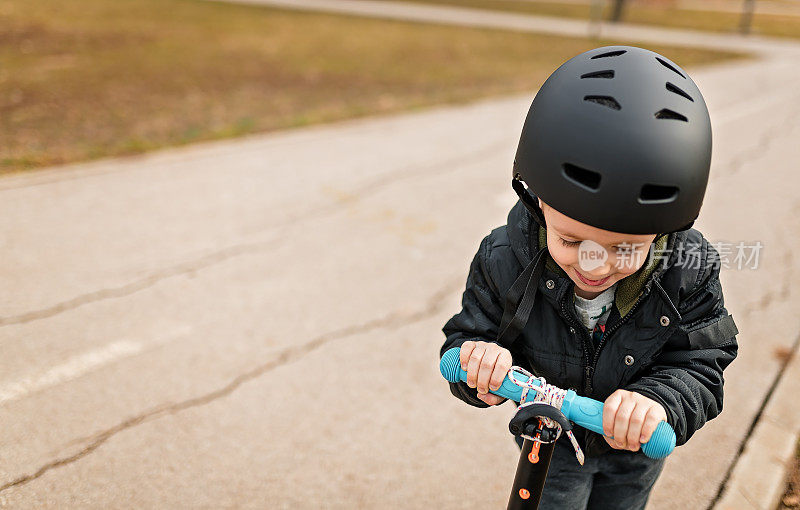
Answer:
[{"left": 514, "top": 434, "right": 665, "bottom": 510}]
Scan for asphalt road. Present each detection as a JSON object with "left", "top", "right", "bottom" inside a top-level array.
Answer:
[{"left": 1, "top": 6, "right": 800, "bottom": 509}]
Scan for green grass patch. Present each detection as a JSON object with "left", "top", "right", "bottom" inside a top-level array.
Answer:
[{"left": 0, "top": 0, "right": 746, "bottom": 174}]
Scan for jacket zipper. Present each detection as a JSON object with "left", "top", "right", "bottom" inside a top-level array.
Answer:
[
  {"left": 585, "top": 288, "right": 650, "bottom": 394},
  {"left": 560, "top": 283, "right": 653, "bottom": 395},
  {"left": 559, "top": 290, "right": 595, "bottom": 393}
]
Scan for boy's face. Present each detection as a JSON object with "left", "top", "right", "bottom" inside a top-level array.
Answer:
[{"left": 539, "top": 199, "right": 657, "bottom": 300}]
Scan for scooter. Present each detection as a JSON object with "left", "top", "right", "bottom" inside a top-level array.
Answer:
[{"left": 440, "top": 347, "right": 676, "bottom": 509}]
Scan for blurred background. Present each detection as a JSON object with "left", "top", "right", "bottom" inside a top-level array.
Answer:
[{"left": 1, "top": 0, "right": 799, "bottom": 508}]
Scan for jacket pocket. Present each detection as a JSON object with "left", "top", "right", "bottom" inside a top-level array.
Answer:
[{"left": 684, "top": 314, "right": 738, "bottom": 349}]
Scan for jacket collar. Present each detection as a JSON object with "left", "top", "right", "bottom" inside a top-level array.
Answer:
[{"left": 506, "top": 199, "right": 675, "bottom": 317}]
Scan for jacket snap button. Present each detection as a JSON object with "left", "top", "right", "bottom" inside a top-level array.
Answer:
[
  {"left": 660, "top": 315, "right": 670, "bottom": 327},
  {"left": 569, "top": 327, "right": 576, "bottom": 334},
  {"left": 624, "top": 355, "right": 635, "bottom": 366},
  {"left": 546, "top": 279, "right": 555, "bottom": 290}
]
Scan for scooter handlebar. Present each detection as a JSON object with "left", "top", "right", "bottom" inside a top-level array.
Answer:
[{"left": 440, "top": 347, "right": 675, "bottom": 459}]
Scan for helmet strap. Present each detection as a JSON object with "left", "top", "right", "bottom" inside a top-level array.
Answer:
[{"left": 512, "top": 177, "right": 547, "bottom": 229}]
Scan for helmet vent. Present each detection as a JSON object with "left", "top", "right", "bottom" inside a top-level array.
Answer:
[
  {"left": 591, "top": 50, "right": 626, "bottom": 59},
  {"left": 666, "top": 82, "right": 694, "bottom": 101},
  {"left": 655, "top": 108, "right": 687, "bottom": 121},
  {"left": 584, "top": 95, "right": 621, "bottom": 110},
  {"left": 639, "top": 184, "right": 679, "bottom": 204},
  {"left": 581, "top": 70, "right": 615, "bottom": 79},
  {"left": 656, "top": 57, "right": 686, "bottom": 79},
  {"left": 563, "top": 163, "right": 601, "bottom": 191}
]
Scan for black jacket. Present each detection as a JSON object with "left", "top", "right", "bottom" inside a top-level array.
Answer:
[{"left": 440, "top": 200, "right": 739, "bottom": 457}]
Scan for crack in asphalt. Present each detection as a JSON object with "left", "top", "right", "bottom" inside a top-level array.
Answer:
[
  {"left": 0, "top": 278, "right": 463, "bottom": 493},
  {"left": 0, "top": 139, "right": 504, "bottom": 328},
  {"left": 0, "top": 239, "right": 275, "bottom": 327},
  {"left": 6, "top": 82, "right": 795, "bottom": 329},
  {"left": 724, "top": 105, "right": 799, "bottom": 179}
]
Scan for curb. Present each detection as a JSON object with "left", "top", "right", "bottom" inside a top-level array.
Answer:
[{"left": 714, "top": 341, "right": 800, "bottom": 510}]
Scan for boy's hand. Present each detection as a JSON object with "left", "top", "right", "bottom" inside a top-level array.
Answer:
[
  {"left": 459, "top": 340, "right": 512, "bottom": 406},
  {"left": 602, "top": 389, "right": 667, "bottom": 452}
]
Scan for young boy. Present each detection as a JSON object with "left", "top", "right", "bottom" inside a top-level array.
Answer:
[{"left": 439, "top": 46, "right": 739, "bottom": 509}]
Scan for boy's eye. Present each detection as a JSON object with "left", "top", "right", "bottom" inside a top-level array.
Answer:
[{"left": 558, "top": 238, "right": 581, "bottom": 247}]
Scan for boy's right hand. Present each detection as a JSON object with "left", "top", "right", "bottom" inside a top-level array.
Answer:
[{"left": 459, "top": 340, "right": 513, "bottom": 406}]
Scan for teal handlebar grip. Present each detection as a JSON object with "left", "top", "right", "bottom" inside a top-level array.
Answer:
[
  {"left": 559, "top": 390, "right": 676, "bottom": 458},
  {"left": 440, "top": 347, "right": 675, "bottom": 458}
]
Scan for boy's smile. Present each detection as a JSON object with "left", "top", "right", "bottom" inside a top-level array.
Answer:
[
  {"left": 573, "top": 267, "right": 611, "bottom": 287},
  {"left": 538, "top": 199, "right": 657, "bottom": 299}
]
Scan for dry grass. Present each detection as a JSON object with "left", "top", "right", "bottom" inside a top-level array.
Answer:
[
  {"left": 0, "top": 0, "right": 744, "bottom": 174},
  {"left": 384, "top": 0, "right": 800, "bottom": 38}
]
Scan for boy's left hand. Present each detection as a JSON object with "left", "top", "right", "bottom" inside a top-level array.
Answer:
[{"left": 602, "top": 389, "right": 667, "bottom": 452}]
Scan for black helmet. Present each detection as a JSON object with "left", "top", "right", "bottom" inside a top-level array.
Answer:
[{"left": 512, "top": 45, "right": 712, "bottom": 235}]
